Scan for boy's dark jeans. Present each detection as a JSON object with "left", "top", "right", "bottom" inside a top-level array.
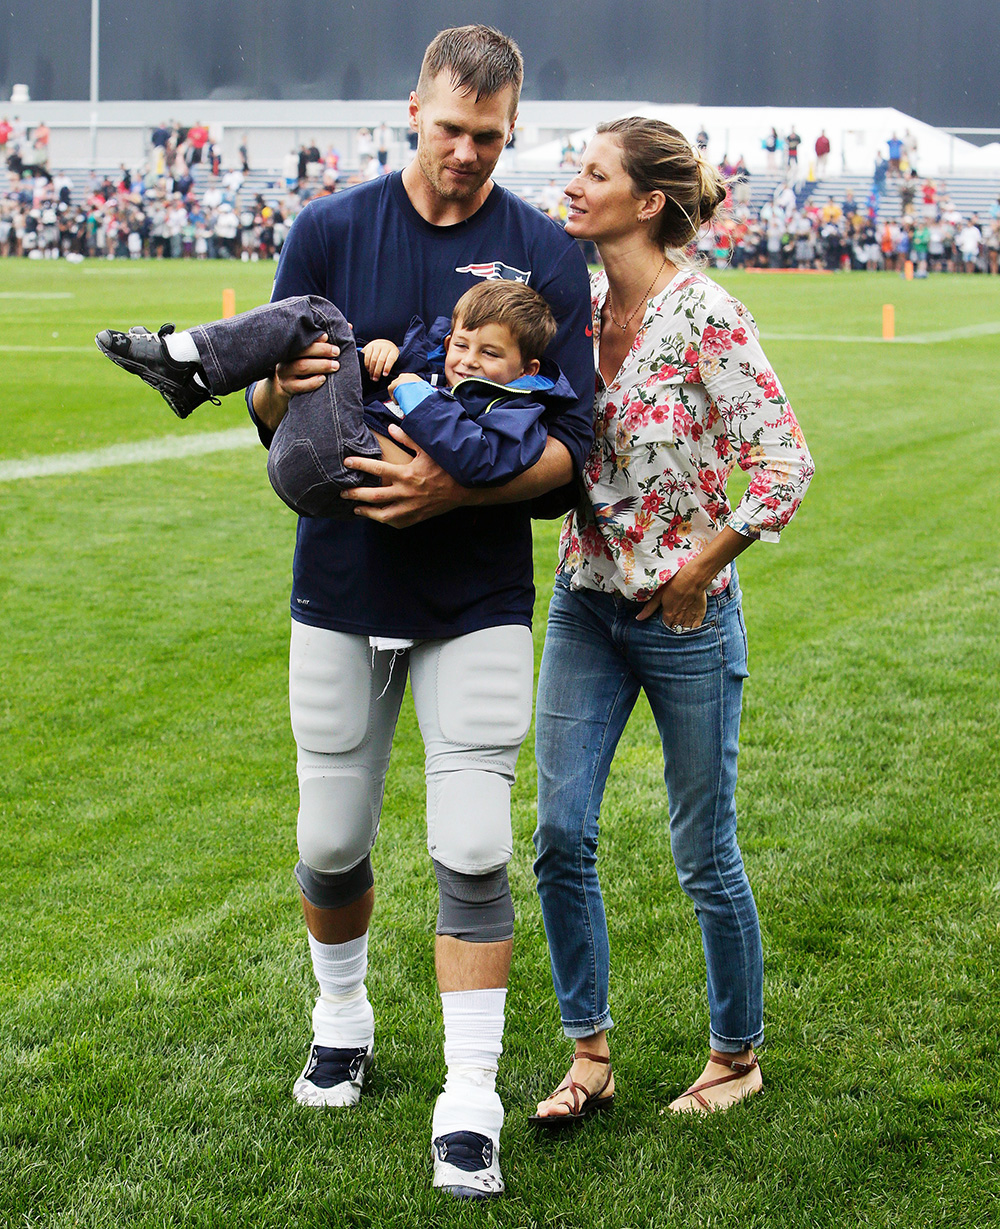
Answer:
[{"left": 189, "top": 295, "right": 381, "bottom": 518}]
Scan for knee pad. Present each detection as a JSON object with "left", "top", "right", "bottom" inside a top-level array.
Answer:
[
  {"left": 296, "top": 767, "right": 379, "bottom": 874},
  {"left": 295, "top": 854, "right": 373, "bottom": 909},
  {"left": 433, "top": 860, "right": 514, "bottom": 944},
  {"left": 427, "top": 769, "right": 513, "bottom": 873}
]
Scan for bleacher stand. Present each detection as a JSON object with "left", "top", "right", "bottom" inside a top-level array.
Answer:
[{"left": 3, "top": 130, "right": 999, "bottom": 272}]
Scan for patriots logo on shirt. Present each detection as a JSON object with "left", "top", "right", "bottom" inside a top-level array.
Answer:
[{"left": 455, "top": 261, "right": 531, "bottom": 283}]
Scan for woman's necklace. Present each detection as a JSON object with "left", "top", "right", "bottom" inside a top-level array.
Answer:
[{"left": 606, "top": 254, "right": 668, "bottom": 332}]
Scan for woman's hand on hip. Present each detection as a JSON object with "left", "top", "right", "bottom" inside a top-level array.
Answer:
[{"left": 636, "top": 566, "right": 709, "bottom": 629}]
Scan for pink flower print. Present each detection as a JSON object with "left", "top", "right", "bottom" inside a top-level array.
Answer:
[
  {"left": 714, "top": 434, "right": 731, "bottom": 459},
  {"left": 754, "top": 370, "right": 781, "bottom": 399},
  {"left": 659, "top": 363, "right": 679, "bottom": 379},
  {"left": 700, "top": 324, "right": 733, "bottom": 356},
  {"left": 642, "top": 491, "right": 664, "bottom": 513},
  {"left": 581, "top": 525, "right": 608, "bottom": 556},
  {"left": 731, "top": 326, "right": 748, "bottom": 346},
  {"left": 659, "top": 515, "right": 684, "bottom": 551},
  {"left": 747, "top": 470, "right": 774, "bottom": 495},
  {"left": 672, "top": 405, "right": 694, "bottom": 436},
  {"left": 623, "top": 404, "right": 647, "bottom": 432}
]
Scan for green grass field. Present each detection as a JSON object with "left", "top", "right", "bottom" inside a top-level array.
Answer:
[{"left": 2, "top": 259, "right": 998, "bottom": 1228}]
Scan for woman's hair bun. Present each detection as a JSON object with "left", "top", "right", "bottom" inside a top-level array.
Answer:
[
  {"left": 697, "top": 159, "right": 729, "bottom": 225},
  {"left": 596, "top": 116, "right": 729, "bottom": 249}
]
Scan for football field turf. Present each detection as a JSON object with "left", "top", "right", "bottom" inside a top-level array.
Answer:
[{"left": 2, "top": 259, "right": 998, "bottom": 1227}]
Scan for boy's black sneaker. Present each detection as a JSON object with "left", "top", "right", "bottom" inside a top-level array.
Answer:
[{"left": 95, "top": 323, "right": 220, "bottom": 419}]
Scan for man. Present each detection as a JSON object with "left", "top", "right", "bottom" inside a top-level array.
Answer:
[
  {"left": 887, "top": 132, "right": 903, "bottom": 176},
  {"left": 956, "top": 216, "right": 982, "bottom": 273},
  {"left": 247, "top": 26, "right": 592, "bottom": 1200},
  {"left": 785, "top": 126, "right": 801, "bottom": 170},
  {"left": 540, "top": 177, "right": 564, "bottom": 218},
  {"left": 814, "top": 129, "right": 830, "bottom": 178},
  {"left": 374, "top": 121, "right": 391, "bottom": 170}
]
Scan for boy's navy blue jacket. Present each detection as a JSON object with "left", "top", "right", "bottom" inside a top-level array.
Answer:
[{"left": 360, "top": 314, "right": 579, "bottom": 487}]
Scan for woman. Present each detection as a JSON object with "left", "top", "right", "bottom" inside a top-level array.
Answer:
[{"left": 530, "top": 118, "right": 814, "bottom": 1123}]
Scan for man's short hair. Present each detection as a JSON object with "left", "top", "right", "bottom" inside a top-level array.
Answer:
[
  {"left": 417, "top": 25, "right": 523, "bottom": 114},
  {"left": 451, "top": 280, "right": 557, "bottom": 365}
]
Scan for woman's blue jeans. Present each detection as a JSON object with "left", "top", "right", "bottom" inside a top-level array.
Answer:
[{"left": 532, "top": 572, "right": 764, "bottom": 1054}]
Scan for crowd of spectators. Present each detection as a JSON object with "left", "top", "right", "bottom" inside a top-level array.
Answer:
[
  {"left": 540, "top": 130, "right": 1000, "bottom": 277},
  {"left": 0, "top": 118, "right": 401, "bottom": 262},
  {"left": 1, "top": 160, "right": 292, "bottom": 262},
  {"left": 694, "top": 171, "right": 1000, "bottom": 276},
  {"left": 1, "top": 116, "right": 998, "bottom": 275}
]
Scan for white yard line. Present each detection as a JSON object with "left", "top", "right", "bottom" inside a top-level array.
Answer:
[
  {"left": 5, "top": 320, "right": 998, "bottom": 355},
  {"left": 764, "top": 321, "right": 1000, "bottom": 344},
  {"left": 0, "top": 291, "right": 75, "bottom": 299},
  {"left": 0, "top": 345, "right": 97, "bottom": 353},
  {"left": 0, "top": 427, "right": 259, "bottom": 481}
]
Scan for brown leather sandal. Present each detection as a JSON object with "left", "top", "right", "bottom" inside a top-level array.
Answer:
[
  {"left": 528, "top": 1051, "right": 615, "bottom": 1129},
  {"left": 671, "top": 1050, "right": 760, "bottom": 1113}
]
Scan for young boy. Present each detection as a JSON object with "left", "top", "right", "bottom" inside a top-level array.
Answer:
[{"left": 95, "top": 280, "right": 577, "bottom": 517}]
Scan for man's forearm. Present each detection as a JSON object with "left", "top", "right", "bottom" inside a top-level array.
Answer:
[
  {"left": 251, "top": 376, "right": 290, "bottom": 431},
  {"left": 468, "top": 437, "right": 574, "bottom": 506}
]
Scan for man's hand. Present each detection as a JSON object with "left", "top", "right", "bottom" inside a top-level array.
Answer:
[
  {"left": 361, "top": 338, "right": 400, "bottom": 381},
  {"left": 252, "top": 334, "right": 340, "bottom": 430},
  {"left": 342, "top": 424, "right": 471, "bottom": 527}
]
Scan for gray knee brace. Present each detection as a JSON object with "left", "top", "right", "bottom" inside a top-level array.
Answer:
[
  {"left": 432, "top": 859, "right": 514, "bottom": 943},
  {"left": 295, "top": 855, "right": 374, "bottom": 909}
]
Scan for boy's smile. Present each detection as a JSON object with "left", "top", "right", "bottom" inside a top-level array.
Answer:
[{"left": 444, "top": 321, "right": 539, "bottom": 386}]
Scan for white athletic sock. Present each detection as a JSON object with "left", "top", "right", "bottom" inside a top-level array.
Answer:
[
  {"left": 308, "top": 932, "right": 374, "bottom": 1050},
  {"left": 163, "top": 329, "right": 209, "bottom": 388},
  {"left": 433, "top": 988, "right": 507, "bottom": 1143}
]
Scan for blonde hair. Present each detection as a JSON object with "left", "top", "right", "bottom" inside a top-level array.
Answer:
[
  {"left": 451, "top": 280, "right": 557, "bottom": 364},
  {"left": 597, "top": 116, "right": 728, "bottom": 250}
]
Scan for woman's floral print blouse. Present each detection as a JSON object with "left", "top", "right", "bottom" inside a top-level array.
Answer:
[{"left": 557, "top": 268, "right": 815, "bottom": 601}]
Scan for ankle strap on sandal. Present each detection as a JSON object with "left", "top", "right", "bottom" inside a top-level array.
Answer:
[
  {"left": 709, "top": 1050, "right": 758, "bottom": 1075},
  {"left": 574, "top": 1050, "right": 611, "bottom": 1065}
]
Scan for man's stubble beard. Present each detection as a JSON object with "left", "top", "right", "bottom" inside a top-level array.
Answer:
[{"left": 416, "top": 145, "right": 492, "bottom": 203}]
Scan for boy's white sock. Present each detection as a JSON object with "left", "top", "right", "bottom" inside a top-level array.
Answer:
[
  {"left": 433, "top": 988, "right": 507, "bottom": 1143},
  {"left": 163, "top": 329, "right": 209, "bottom": 388},
  {"left": 308, "top": 932, "right": 374, "bottom": 1049}
]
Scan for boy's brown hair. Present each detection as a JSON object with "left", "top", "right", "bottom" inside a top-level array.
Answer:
[{"left": 450, "top": 280, "right": 557, "bottom": 364}]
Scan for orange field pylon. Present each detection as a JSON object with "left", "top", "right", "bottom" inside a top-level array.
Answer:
[
  {"left": 882, "top": 303, "right": 895, "bottom": 340},
  {"left": 222, "top": 288, "right": 236, "bottom": 318}
]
